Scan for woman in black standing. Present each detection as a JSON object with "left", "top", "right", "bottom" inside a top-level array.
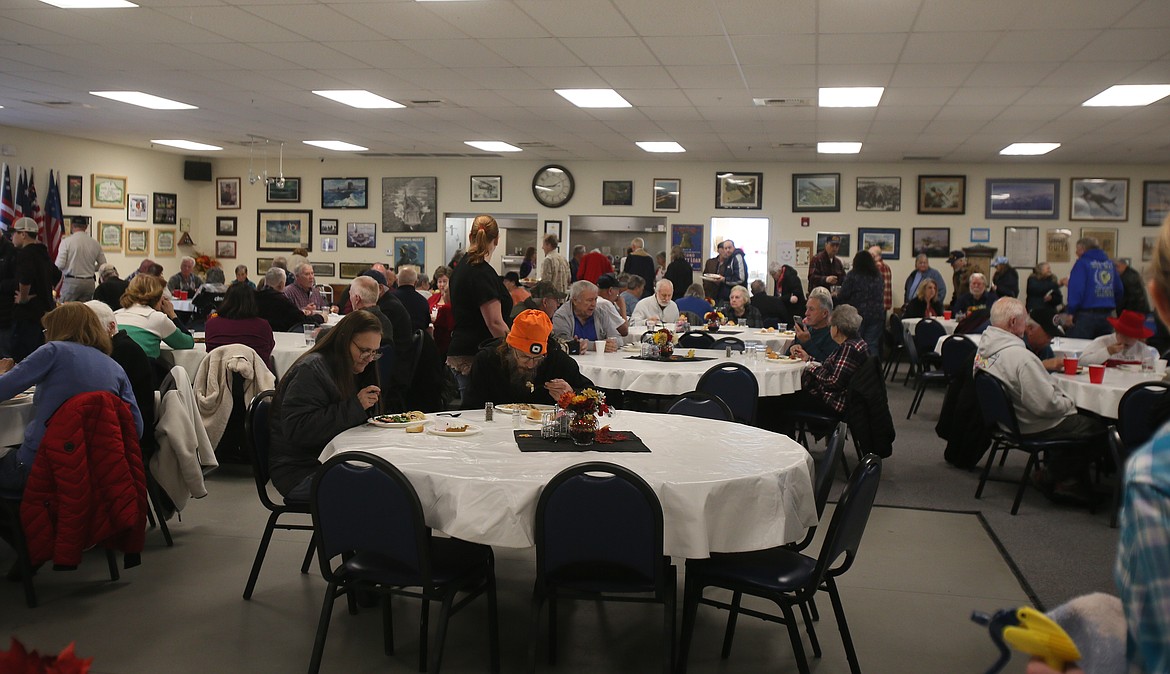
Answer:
[
  {"left": 1026, "top": 261, "right": 1063, "bottom": 313},
  {"left": 447, "top": 215, "right": 512, "bottom": 396},
  {"left": 835, "top": 250, "right": 885, "bottom": 356},
  {"left": 664, "top": 245, "right": 694, "bottom": 300}
]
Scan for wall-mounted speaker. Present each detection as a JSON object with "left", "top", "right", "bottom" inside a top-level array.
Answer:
[{"left": 184, "top": 160, "right": 212, "bottom": 182}]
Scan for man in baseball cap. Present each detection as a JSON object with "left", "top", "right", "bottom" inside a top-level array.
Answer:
[
  {"left": 509, "top": 280, "right": 565, "bottom": 322},
  {"left": 10, "top": 217, "right": 61, "bottom": 360},
  {"left": 1025, "top": 305, "right": 1065, "bottom": 371},
  {"left": 945, "top": 250, "right": 972, "bottom": 310},
  {"left": 463, "top": 309, "right": 594, "bottom": 409}
]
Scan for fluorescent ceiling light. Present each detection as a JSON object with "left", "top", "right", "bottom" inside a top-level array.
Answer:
[
  {"left": 90, "top": 91, "right": 195, "bottom": 110},
  {"left": 464, "top": 141, "right": 522, "bottom": 152},
  {"left": 636, "top": 141, "right": 685, "bottom": 153},
  {"left": 39, "top": 0, "right": 137, "bottom": 7},
  {"left": 1000, "top": 142, "right": 1060, "bottom": 156},
  {"left": 1082, "top": 84, "right": 1170, "bottom": 107},
  {"left": 312, "top": 90, "right": 404, "bottom": 109},
  {"left": 151, "top": 139, "right": 222, "bottom": 151},
  {"left": 818, "top": 87, "right": 884, "bottom": 108},
  {"left": 817, "top": 141, "right": 862, "bottom": 154},
  {"left": 555, "top": 88, "right": 631, "bottom": 108},
  {"left": 303, "top": 140, "right": 368, "bottom": 152}
]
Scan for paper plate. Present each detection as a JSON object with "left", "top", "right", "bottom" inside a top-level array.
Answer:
[
  {"left": 367, "top": 413, "right": 430, "bottom": 428},
  {"left": 496, "top": 403, "right": 554, "bottom": 413},
  {"left": 427, "top": 423, "right": 483, "bottom": 437}
]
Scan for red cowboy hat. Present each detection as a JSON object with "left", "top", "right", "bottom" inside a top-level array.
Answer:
[{"left": 1107, "top": 310, "right": 1154, "bottom": 340}]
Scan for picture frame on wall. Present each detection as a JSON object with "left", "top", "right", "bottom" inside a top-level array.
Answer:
[
  {"left": 917, "top": 175, "right": 966, "bottom": 215},
  {"left": 322, "top": 177, "right": 368, "bottom": 209},
  {"left": 543, "top": 220, "right": 562, "bottom": 242},
  {"left": 672, "top": 224, "right": 704, "bottom": 271},
  {"left": 653, "top": 178, "right": 680, "bottom": 212},
  {"left": 319, "top": 218, "right": 339, "bottom": 236},
  {"left": 67, "top": 175, "right": 83, "bottom": 208},
  {"left": 257, "top": 257, "right": 273, "bottom": 275},
  {"left": 394, "top": 236, "right": 426, "bottom": 269},
  {"left": 125, "top": 227, "right": 150, "bottom": 256},
  {"left": 216, "top": 216, "right": 237, "bottom": 237},
  {"left": 256, "top": 209, "right": 312, "bottom": 252},
  {"left": 602, "top": 180, "right": 633, "bottom": 206},
  {"left": 91, "top": 174, "right": 127, "bottom": 209},
  {"left": 857, "top": 228, "right": 900, "bottom": 260},
  {"left": 816, "top": 231, "right": 851, "bottom": 257},
  {"left": 1046, "top": 228, "right": 1072, "bottom": 263},
  {"left": 153, "top": 192, "right": 177, "bottom": 225},
  {"left": 1142, "top": 180, "right": 1170, "bottom": 226},
  {"left": 1080, "top": 227, "right": 1118, "bottom": 258},
  {"left": 154, "top": 229, "right": 176, "bottom": 256},
  {"left": 715, "top": 171, "right": 763, "bottom": 209},
  {"left": 382, "top": 176, "right": 438, "bottom": 232},
  {"left": 911, "top": 227, "right": 951, "bottom": 258},
  {"left": 216, "top": 177, "right": 240, "bottom": 210},
  {"left": 1070, "top": 178, "right": 1128, "bottom": 221},
  {"left": 1144, "top": 236, "right": 1156, "bottom": 262},
  {"left": 99, "top": 221, "right": 122, "bottom": 252},
  {"left": 346, "top": 222, "right": 377, "bottom": 248},
  {"left": 126, "top": 193, "right": 148, "bottom": 222},
  {"left": 340, "top": 262, "right": 371, "bottom": 279},
  {"left": 311, "top": 262, "right": 335, "bottom": 278},
  {"left": 266, "top": 177, "right": 301, "bottom": 203},
  {"left": 971, "top": 228, "right": 991, "bottom": 243},
  {"left": 792, "top": 173, "right": 840, "bottom": 212},
  {"left": 215, "top": 240, "right": 237, "bottom": 259},
  {"left": 320, "top": 237, "right": 337, "bottom": 253},
  {"left": 984, "top": 178, "right": 1060, "bottom": 220},
  {"left": 855, "top": 176, "right": 900, "bottom": 212},
  {"left": 470, "top": 175, "right": 502, "bottom": 202},
  {"left": 1004, "top": 226, "right": 1039, "bottom": 268}
]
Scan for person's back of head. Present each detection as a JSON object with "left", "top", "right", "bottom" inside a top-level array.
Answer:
[
  {"left": 217, "top": 282, "right": 260, "bottom": 320},
  {"left": 205, "top": 266, "right": 226, "bottom": 285},
  {"left": 264, "top": 266, "right": 287, "bottom": 291},
  {"left": 852, "top": 250, "right": 878, "bottom": 276},
  {"left": 44, "top": 303, "right": 112, "bottom": 355},
  {"left": 989, "top": 297, "right": 1026, "bottom": 329},
  {"left": 350, "top": 276, "right": 379, "bottom": 307},
  {"left": 750, "top": 279, "right": 765, "bottom": 294},
  {"left": 398, "top": 267, "right": 418, "bottom": 286},
  {"left": 148, "top": 263, "right": 164, "bottom": 277},
  {"left": 685, "top": 283, "right": 705, "bottom": 299},
  {"left": 98, "top": 263, "right": 120, "bottom": 282},
  {"left": 122, "top": 274, "right": 166, "bottom": 309}
]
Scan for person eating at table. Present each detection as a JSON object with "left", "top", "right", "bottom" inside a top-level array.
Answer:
[
  {"left": 283, "top": 263, "right": 327, "bottom": 313},
  {"left": 1024, "top": 305, "right": 1064, "bottom": 373},
  {"left": 952, "top": 272, "right": 998, "bottom": 333},
  {"left": 631, "top": 279, "right": 680, "bottom": 327},
  {"left": 552, "top": 280, "right": 624, "bottom": 353},
  {"left": 510, "top": 281, "right": 565, "bottom": 321},
  {"left": 204, "top": 282, "right": 275, "bottom": 366},
  {"left": 114, "top": 274, "right": 194, "bottom": 360},
  {"left": 902, "top": 278, "right": 944, "bottom": 319},
  {"left": 463, "top": 309, "right": 593, "bottom": 410},
  {"left": 779, "top": 304, "right": 869, "bottom": 433},
  {"left": 257, "top": 267, "right": 324, "bottom": 333},
  {"left": 788, "top": 292, "right": 837, "bottom": 362},
  {"left": 268, "top": 310, "right": 383, "bottom": 501},
  {"left": 718, "top": 284, "right": 763, "bottom": 328},
  {"left": 1077, "top": 309, "right": 1159, "bottom": 367},
  {"left": 595, "top": 273, "right": 631, "bottom": 339}
]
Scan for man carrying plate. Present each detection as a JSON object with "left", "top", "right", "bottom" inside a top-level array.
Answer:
[{"left": 463, "top": 309, "right": 594, "bottom": 410}]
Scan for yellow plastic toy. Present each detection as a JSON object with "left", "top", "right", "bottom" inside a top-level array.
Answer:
[{"left": 971, "top": 606, "right": 1081, "bottom": 674}]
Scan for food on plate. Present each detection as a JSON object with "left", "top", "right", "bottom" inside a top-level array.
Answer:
[
  {"left": 405, "top": 423, "right": 425, "bottom": 433},
  {"left": 444, "top": 424, "right": 469, "bottom": 433},
  {"left": 527, "top": 408, "right": 544, "bottom": 421},
  {"left": 372, "top": 411, "right": 427, "bottom": 424},
  {"left": 759, "top": 327, "right": 777, "bottom": 333}
]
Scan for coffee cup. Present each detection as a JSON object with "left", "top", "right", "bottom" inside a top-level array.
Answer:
[
  {"left": 1088, "top": 364, "right": 1105, "bottom": 384},
  {"left": 594, "top": 340, "right": 607, "bottom": 355},
  {"left": 1063, "top": 357, "right": 1078, "bottom": 375}
]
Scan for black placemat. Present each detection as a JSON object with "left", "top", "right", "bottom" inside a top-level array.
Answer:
[
  {"left": 624, "top": 355, "right": 716, "bottom": 363},
  {"left": 513, "top": 430, "right": 651, "bottom": 453}
]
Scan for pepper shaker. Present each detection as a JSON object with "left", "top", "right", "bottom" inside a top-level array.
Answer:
[{"left": 484, "top": 402, "right": 494, "bottom": 421}]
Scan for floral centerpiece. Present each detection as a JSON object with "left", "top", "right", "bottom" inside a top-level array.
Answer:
[
  {"left": 649, "top": 327, "right": 675, "bottom": 359},
  {"left": 193, "top": 252, "right": 220, "bottom": 275},
  {"left": 0, "top": 639, "right": 92, "bottom": 674},
  {"left": 704, "top": 310, "right": 724, "bottom": 332},
  {"left": 557, "top": 388, "right": 611, "bottom": 446}
]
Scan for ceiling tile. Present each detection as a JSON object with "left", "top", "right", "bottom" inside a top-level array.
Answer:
[
  {"left": 514, "top": 0, "right": 636, "bottom": 38},
  {"left": 718, "top": 0, "right": 818, "bottom": 35},
  {"left": 741, "top": 65, "right": 817, "bottom": 90},
  {"left": 251, "top": 42, "right": 369, "bottom": 70},
  {"left": 964, "top": 62, "right": 1061, "bottom": 87},
  {"left": 1116, "top": 0, "right": 1170, "bottom": 29},
  {"left": 397, "top": 39, "right": 512, "bottom": 69},
  {"left": 615, "top": 0, "right": 724, "bottom": 37},
  {"left": 732, "top": 35, "right": 817, "bottom": 66},
  {"left": 480, "top": 38, "right": 584, "bottom": 68},
  {"left": 984, "top": 30, "right": 1099, "bottom": 62},
  {"left": 817, "top": 0, "right": 923, "bottom": 33},
  {"left": 666, "top": 65, "right": 751, "bottom": 89},
  {"left": 1010, "top": 0, "right": 1144, "bottom": 30},
  {"left": 519, "top": 66, "right": 608, "bottom": 88},
  {"left": 331, "top": 3, "right": 466, "bottom": 40},
  {"left": 1071, "top": 29, "right": 1170, "bottom": 62},
  {"left": 817, "top": 33, "right": 907, "bottom": 65},
  {"left": 816, "top": 64, "right": 895, "bottom": 87},
  {"left": 889, "top": 64, "right": 976, "bottom": 88},
  {"left": 329, "top": 41, "right": 441, "bottom": 70},
  {"left": 644, "top": 36, "right": 736, "bottom": 66},
  {"left": 913, "top": 0, "right": 1028, "bottom": 32},
  {"left": 592, "top": 66, "right": 678, "bottom": 89},
  {"left": 560, "top": 37, "right": 659, "bottom": 67},
  {"left": 421, "top": 1, "right": 549, "bottom": 39},
  {"left": 155, "top": 5, "right": 313, "bottom": 43},
  {"left": 948, "top": 87, "right": 1029, "bottom": 106},
  {"left": 901, "top": 32, "right": 999, "bottom": 64}
]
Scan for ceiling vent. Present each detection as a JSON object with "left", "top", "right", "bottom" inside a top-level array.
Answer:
[
  {"left": 359, "top": 152, "right": 501, "bottom": 158},
  {"left": 26, "top": 100, "right": 78, "bottom": 108},
  {"left": 770, "top": 142, "right": 816, "bottom": 150},
  {"left": 408, "top": 99, "right": 446, "bottom": 107},
  {"left": 902, "top": 155, "right": 942, "bottom": 161},
  {"left": 753, "top": 97, "right": 813, "bottom": 107}
]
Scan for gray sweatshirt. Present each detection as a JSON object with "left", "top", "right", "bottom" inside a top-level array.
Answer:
[{"left": 975, "top": 326, "right": 1076, "bottom": 435}]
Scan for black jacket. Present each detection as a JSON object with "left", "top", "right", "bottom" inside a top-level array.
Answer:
[
  {"left": 14, "top": 242, "right": 60, "bottom": 322},
  {"left": 462, "top": 338, "right": 594, "bottom": 410},
  {"left": 992, "top": 267, "right": 1019, "bottom": 299},
  {"left": 0, "top": 235, "right": 16, "bottom": 327},
  {"left": 1119, "top": 266, "right": 1151, "bottom": 313},
  {"left": 773, "top": 265, "right": 806, "bottom": 319},
  {"left": 844, "top": 356, "right": 895, "bottom": 458},
  {"left": 257, "top": 286, "right": 321, "bottom": 333},
  {"left": 936, "top": 349, "right": 991, "bottom": 469},
  {"left": 665, "top": 259, "right": 694, "bottom": 300},
  {"left": 750, "top": 292, "right": 788, "bottom": 328},
  {"left": 622, "top": 251, "right": 657, "bottom": 298},
  {"left": 94, "top": 278, "right": 129, "bottom": 313},
  {"left": 1025, "top": 275, "right": 1062, "bottom": 313}
]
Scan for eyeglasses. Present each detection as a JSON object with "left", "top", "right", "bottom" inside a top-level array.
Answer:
[
  {"left": 515, "top": 351, "right": 546, "bottom": 365},
  {"left": 353, "top": 344, "right": 383, "bottom": 361}
]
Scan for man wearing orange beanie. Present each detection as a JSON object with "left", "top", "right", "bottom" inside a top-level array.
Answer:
[{"left": 462, "top": 309, "right": 594, "bottom": 409}]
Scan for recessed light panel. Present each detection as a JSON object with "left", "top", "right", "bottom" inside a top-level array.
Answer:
[
  {"left": 1082, "top": 84, "right": 1170, "bottom": 107},
  {"left": 90, "top": 91, "right": 195, "bottom": 110},
  {"left": 1000, "top": 142, "right": 1060, "bottom": 156},
  {"left": 817, "top": 142, "right": 862, "bottom": 154},
  {"left": 303, "top": 140, "right": 368, "bottom": 152},
  {"left": 636, "top": 141, "right": 685, "bottom": 153},
  {"left": 555, "top": 89, "right": 632, "bottom": 108},
  {"left": 312, "top": 90, "right": 404, "bottom": 109},
  {"left": 39, "top": 0, "right": 137, "bottom": 7},
  {"left": 464, "top": 141, "right": 522, "bottom": 152},
  {"left": 818, "top": 87, "right": 884, "bottom": 108},
  {"left": 151, "top": 139, "right": 222, "bottom": 151}
]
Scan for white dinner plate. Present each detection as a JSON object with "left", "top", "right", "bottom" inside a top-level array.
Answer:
[
  {"left": 496, "top": 403, "right": 555, "bottom": 413},
  {"left": 767, "top": 355, "right": 801, "bottom": 363},
  {"left": 702, "top": 273, "right": 722, "bottom": 281},
  {"left": 427, "top": 423, "right": 483, "bottom": 437},
  {"left": 367, "top": 414, "right": 430, "bottom": 428}
]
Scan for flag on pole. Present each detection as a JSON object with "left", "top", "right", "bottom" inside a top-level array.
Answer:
[
  {"left": 0, "top": 164, "right": 13, "bottom": 232},
  {"left": 28, "top": 169, "right": 43, "bottom": 231},
  {"left": 44, "top": 170, "right": 64, "bottom": 260},
  {"left": 15, "top": 167, "right": 27, "bottom": 219}
]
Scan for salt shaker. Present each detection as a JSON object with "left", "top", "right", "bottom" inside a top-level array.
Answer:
[
  {"left": 512, "top": 407, "right": 521, "bottom": 428},
  {"left": 484, "top": 402, "right": 494, "bottom": 422}
]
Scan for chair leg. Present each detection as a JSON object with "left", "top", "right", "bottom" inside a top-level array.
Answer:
[
  {"left": 418, "top": 598, "right": 430, "bottom": 672},
  {"left": 799, "top": 599, "right": 821, "bottom": 658},
  {"left": 383, "top": 595, "right": 395, "bottom": 655},
  {"left": 105, "top": 549, "right": 120, "bottom": 581},
  {"left": 547, "top": 595, "right": 558, "bottom": 665},
  {"left": 720, "top": 590, "right": 742, "bottom": 659},
  {"left": 487, "top": 569, "right": 501, "bottom": 673},
  {"left": 307, "top": 581, "right": 340, "bottom": 674},
  {"left": 778, "top": 601, "right": 812, "bottom": 674},
  {"left": 664, "top": 570, "right": 676, "bottom": 674},
  {"left": 429, "top": 590, "right": 457, "bottom": 673},
  {"left": 243, "top": 512, "right": 280, "bottom": 599},
  {"left": 975, "top": 442, "right": 1000, "bottom": 499},
  {"left": 676, "top": 574, "right": 700, "bottom": 674},
  {"left": 301, "top": 535, "right": 316, "bottom": 574},
  {"left": 528, "top": 587, "right": 545, "bottom": 674},
  {"left": 826, "top": 579, "right": 861, "bottom": 674},
  {"left": 809, "top": 595, "right": 820, "bottom": 621},
  {"left": 1112, "top": 472, "right": 1123, "bottom": 529},
  {"left": 1011, "top": 453, "right": 1040, "bottom": 516},
  {"left": 145, "top": 474, "right": 173, "bottom": 547}
]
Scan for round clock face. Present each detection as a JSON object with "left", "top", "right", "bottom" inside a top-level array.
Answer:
[{"left": 532, "top": 164, "right": 575, "bottom": 208}]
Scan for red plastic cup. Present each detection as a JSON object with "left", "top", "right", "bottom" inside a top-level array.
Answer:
[
  {"left": 1088, "top": 364, "right": 1105, "bottom": 384},
  {"left": 1063, "top": 358, "right": 1078, "bottom": 375},
  {"left": 943, "top": 310, "right": 952, "bottom": 320}
]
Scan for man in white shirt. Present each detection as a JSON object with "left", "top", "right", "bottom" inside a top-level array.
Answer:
[
  {"left": 1078, "top": 310, "right": 1159, "bottom": 366},
  {"left": 54, "top": 218, "right": 106, "bottom": 302},
  {"left": 631, "top": 279, "right": 680, "bottom": 326}
]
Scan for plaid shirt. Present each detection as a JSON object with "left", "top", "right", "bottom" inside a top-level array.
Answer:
[
  {"left": 800, "top": 337, "right": 868, "bottom": 414},
  {"left": 1116, "top": 423, "right": 1170, "bottom": 674},
  {"left": 283, "top": 282, "right": 325, "bottom": 311},
  {"left": 877, "top": 260, "right": 892, "bottom": 311}
]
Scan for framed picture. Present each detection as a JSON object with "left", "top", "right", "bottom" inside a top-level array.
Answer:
[
  {"left": 179, "top": 217, "right": 191, "bottom": 233},
  {"left": 971, "top": 228, "right": 991, "bottom": 243},
  {"left": 394, "top": 236, "right": 426, "bottom": 269},
  {"left": 216, "top": 177, "right": 240, "bottom": 210},
  {"left": 67, "top": 175, "right": 83, "bottom": 208},
  {"left": 126, "top": 193, "right": 148, "bottom": 221},
  {"left": 543, "top": 220, "right": 562, "bottom": 241},
  {"left": 266, "top": 177, "right": 301, "bottom": 203},
  {"left": 856, "top": 176, "right": 901, "bottom": 212},
  {"left": 321, "top": 177, "right": 368, "bottom": 209},
  {"left": 792, "top": 173, "right": 840, "bottom": 212},
  {"left": 1144, "top": 236, "right": 1156, "bottom": 262},
  {"left": 918, "top": 175, "right": 966, "bottom": 214},
  {"left": 985, "top": 178, "right": 1060, "bottom": 220},
  {"left": 91, "top": 174, "right": 127, "bottom": 209},
  {"left": 1004, "top": 226, "right": 1039, "bottom": 268},
  {"left": 346, "top": 222, "right": 377, "bottom": 248},
  {"left": 215, "top": 240, "right": 237, "bottom": 259},
  {"left": 257, "top": 257, "right": 273, "bottom": 275},
  {"left": 652, "top": 178, "right": 680, "bottom": 212},
  {"left": 153, "top": 192, "right": 177, "bottom": 224},
  {"left": 319, "top": 218, "right": 339, "bottom": 236},
  {"left": 256, "top": 209, "right": 312, "bottom": 252},
  {"left": 154, "top": 229, "right": 176, "bottom": 256},
  {"left": 320, "top": 237, "right": 338, "bottom": 252},
  {"left": 216, "top": 216, "right": 238, "bottom": 237},
  {"left": 98, "top": 221, "right": 122, "bottom": 252},
  {"left": 1080, "top": 227, "right": 1118, "bottom": 259},
  {"left": 125, "top": 227, "right": 150, "bottom": 256},
  {"left": 340, "top": 262, "right": 371, "bottom": 280},
  {"left": 816, "top": 231, "right": 851, "bottom": 257},
  {"left": 715, "top": 171, "right": 763, "bottom": 210},
  {"left": 1142, "top": 180, "right": 1170, "bottom": 226},
  {"left": 382, "top": 177, "right": 438, "bottom": 232},
  {"left": 470, "top": 175, "right": 501, "bottom": 202},
  {"left": 602, "top": 180, "right": 633, "bottom": 206},
  {"left": 671, "top": 224, "right": 704, "bottom": 271},
  {"left": 311, "top": 262, "right": 335, "bottom": 278},
  {"left": 911, "top": 227, "right": 951, "bottom": 258},
  {"left": 1046, "top": 228, "right": 1073, "bottom": 263},
  {"left": 1070, "top": 178, "right": 1128, "bottom": 221},
  {"left": 857, "top": 227, "right": 900, "bottom": 260}
]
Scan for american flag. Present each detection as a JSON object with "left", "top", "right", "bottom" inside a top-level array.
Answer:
[
  {"left": 27, "top": 169, "right": 43, "bottom": 231},
  {"left": 44, "top": 170, "right": 64, "bottom": 260},
  {"left": 0, "top": 164, "right": 13, "bottom": 232},
  {"left": 14, "top": 167, "right": 27, "bottom": 219}
]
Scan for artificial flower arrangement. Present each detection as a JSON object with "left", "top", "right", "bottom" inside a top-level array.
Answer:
[
  {"left": 649, "top": 327, "right": 675, "bottom": 358},
  {"left": 0, "top": 639, "right": 92, "bottom": 674},
  {"left": 704, "top": 310, "right": 725, "bottom": 332},
  {"left": 557, "top": 388, "right": 611, "bottom": 446},
  {"left": 192, "top": 252, "right": 220, "bottom": 274}
]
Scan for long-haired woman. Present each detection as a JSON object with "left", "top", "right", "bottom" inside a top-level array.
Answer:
[
  {"left": 446, "top": 215, "right": 512, "bottom": 391},
  {"left": 835, "top": 250, "right": 885, "bottom": 355},
  {"left": 114, "top": 274, "right": 194, "bottom": 359}
]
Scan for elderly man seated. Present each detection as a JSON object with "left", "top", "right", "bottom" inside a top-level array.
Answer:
[
  {"left": 463, "top": 309, "right": 594, "bottom": 409},
  {"left": 167, "top": 256, "right": 203, "bottom": 294},
  {"left": 953, "top": 272, "right": 998, "bottom": 333},
  {"left": 552, "top": 280, "right": 625, "bottom": 352},
  {"left": 976, "top": 297, "right": 1106, "bottom": 502},
  {"left": 283, "top": 263, "right": 326, "bottom": 312},
  {"left": 596, "top": 274, "right": 631, "bottom": 339},
  {"left": 777, "top": 304, "right": 870, "bottom": 433},
  {"left": 510, "top": 281, "right": 565, "bottom": 321},
  {"left": 631, "top": 279, "right": 680, "bottom": 326},
  {"left": 788, "top": 292, "right": 836, "bottom": 362},
  {"left": 1078, "top": 310, "right": 1159, "bottom": 366},
  {"left": 257, "top": 267, "right": 324, "bottom": 333},
  {"left": 1025, "top": 305, "right": 1064, "bottom": 372}
]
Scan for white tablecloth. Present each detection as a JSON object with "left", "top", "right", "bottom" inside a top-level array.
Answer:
[
  {"left": 0, "top": 395, "right": 35, "bottom": 447},
  {"left": 629, "top": 325, "right": 794, "bottom": 353},
  {"left": 933, "top": 334, "right": 1093, "bottom": 358},
  {"left": 903, "top": 317, "right": 958, "bottom": 336},
  {"left": 1051, "top": 369, "right": 1165, "bottom": 418},
  {"left": 162, "top": 332, "right": 311, "bottom": 380},
  {"left": 574, "top": 351, "right": 804, "bottom": 396},
  {"left": 321, "top": 410, "right": 817, "bottom": 559}
]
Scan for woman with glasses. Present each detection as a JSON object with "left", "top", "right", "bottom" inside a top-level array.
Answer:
[{"left": 267, "top": 309, "right": 382, "bottom": 501}]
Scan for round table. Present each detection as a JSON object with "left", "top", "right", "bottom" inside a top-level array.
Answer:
[
  {"left": 629, "top": 325, "right": 795, "bottom": 354},
  {"left": 902, "top": 317, "right": 958, "bottom": 336},
  {"left": 320, "top": 410, "right": 817, "bottom": 559},
  {"left": 574, "top": 350, "right": 804, "bottom": 396},
  {"left": 0, "top": 392, "right": 35, "bottom": 447},
  {"left": 1051, "top": 368, "right": 1165, "bottom": 418},
  {"left": 162, "top": 332, "right": 313, "bottom": 380},
  {"left": 933, "top": 334, "right": 1092, "bottom": 358}
]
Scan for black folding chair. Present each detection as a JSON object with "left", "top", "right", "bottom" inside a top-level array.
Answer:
[
  {"left": 1107, "top": 382, "right": 1169, "bottom": 527},
  {"left": 677, "top": 332, "right": 715, "bottom": 349},
  {"left": 666, "top": 391, "right": 735, "bottom": 421},
  {"left": 712, "top": 336, "right": 745, "bottom": 352},
  {"left": 697, "top": 363, "right": 758, "bottom": 425}
]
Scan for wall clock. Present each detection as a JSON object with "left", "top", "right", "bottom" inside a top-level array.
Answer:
[{"left": 531, "top": 164, "right": 575, "bottom": 208}]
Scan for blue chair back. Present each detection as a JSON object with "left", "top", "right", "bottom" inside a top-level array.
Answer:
[
  {"left": 940, "top": 335, "right": 977, "bottom": 377},
  {"left": 666, "top": 391, "right": 735, "bottom": 421},
  {"left": 1118, "top": 382, "right": 1169, "bottom": 450},
  {"left": 697, "top": 362, "right": 758, "bottom": 425},
  {"left": 677, "top": 332, "right": 715, "bottom": 349},
  {"left": 815, "top": 423, "right": 848, "bottom": 517},
  {"left": 376, "top": 343, "right": 397, "bottom": 389},
  {"left": 311, "top": 452, "right": 430, "bottom": 584},
  {"left": 713, "top": 336, "right": 745, "bottom": 352},
  {"left": 245, "top": 391, "right": 280, "bottom": 508},
  {"left": 902, "top": 324, "right": 921, "bottom": 367},
  {"left": 973, "top": 371, "right": 1021, "bottom": 437},
  {"left": 536, "top": 462, "right": 663, "bottom": 588},
  {"left": 813, "top": 454, "right": 882, "bottom": 582},
  {"left": 913, "top": 319, "right": 946, "bottom": 356}
]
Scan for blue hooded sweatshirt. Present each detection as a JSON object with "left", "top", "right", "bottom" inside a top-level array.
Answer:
[{"left": 1065, "top": 247, "right": 1122, "bottom": 313}]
